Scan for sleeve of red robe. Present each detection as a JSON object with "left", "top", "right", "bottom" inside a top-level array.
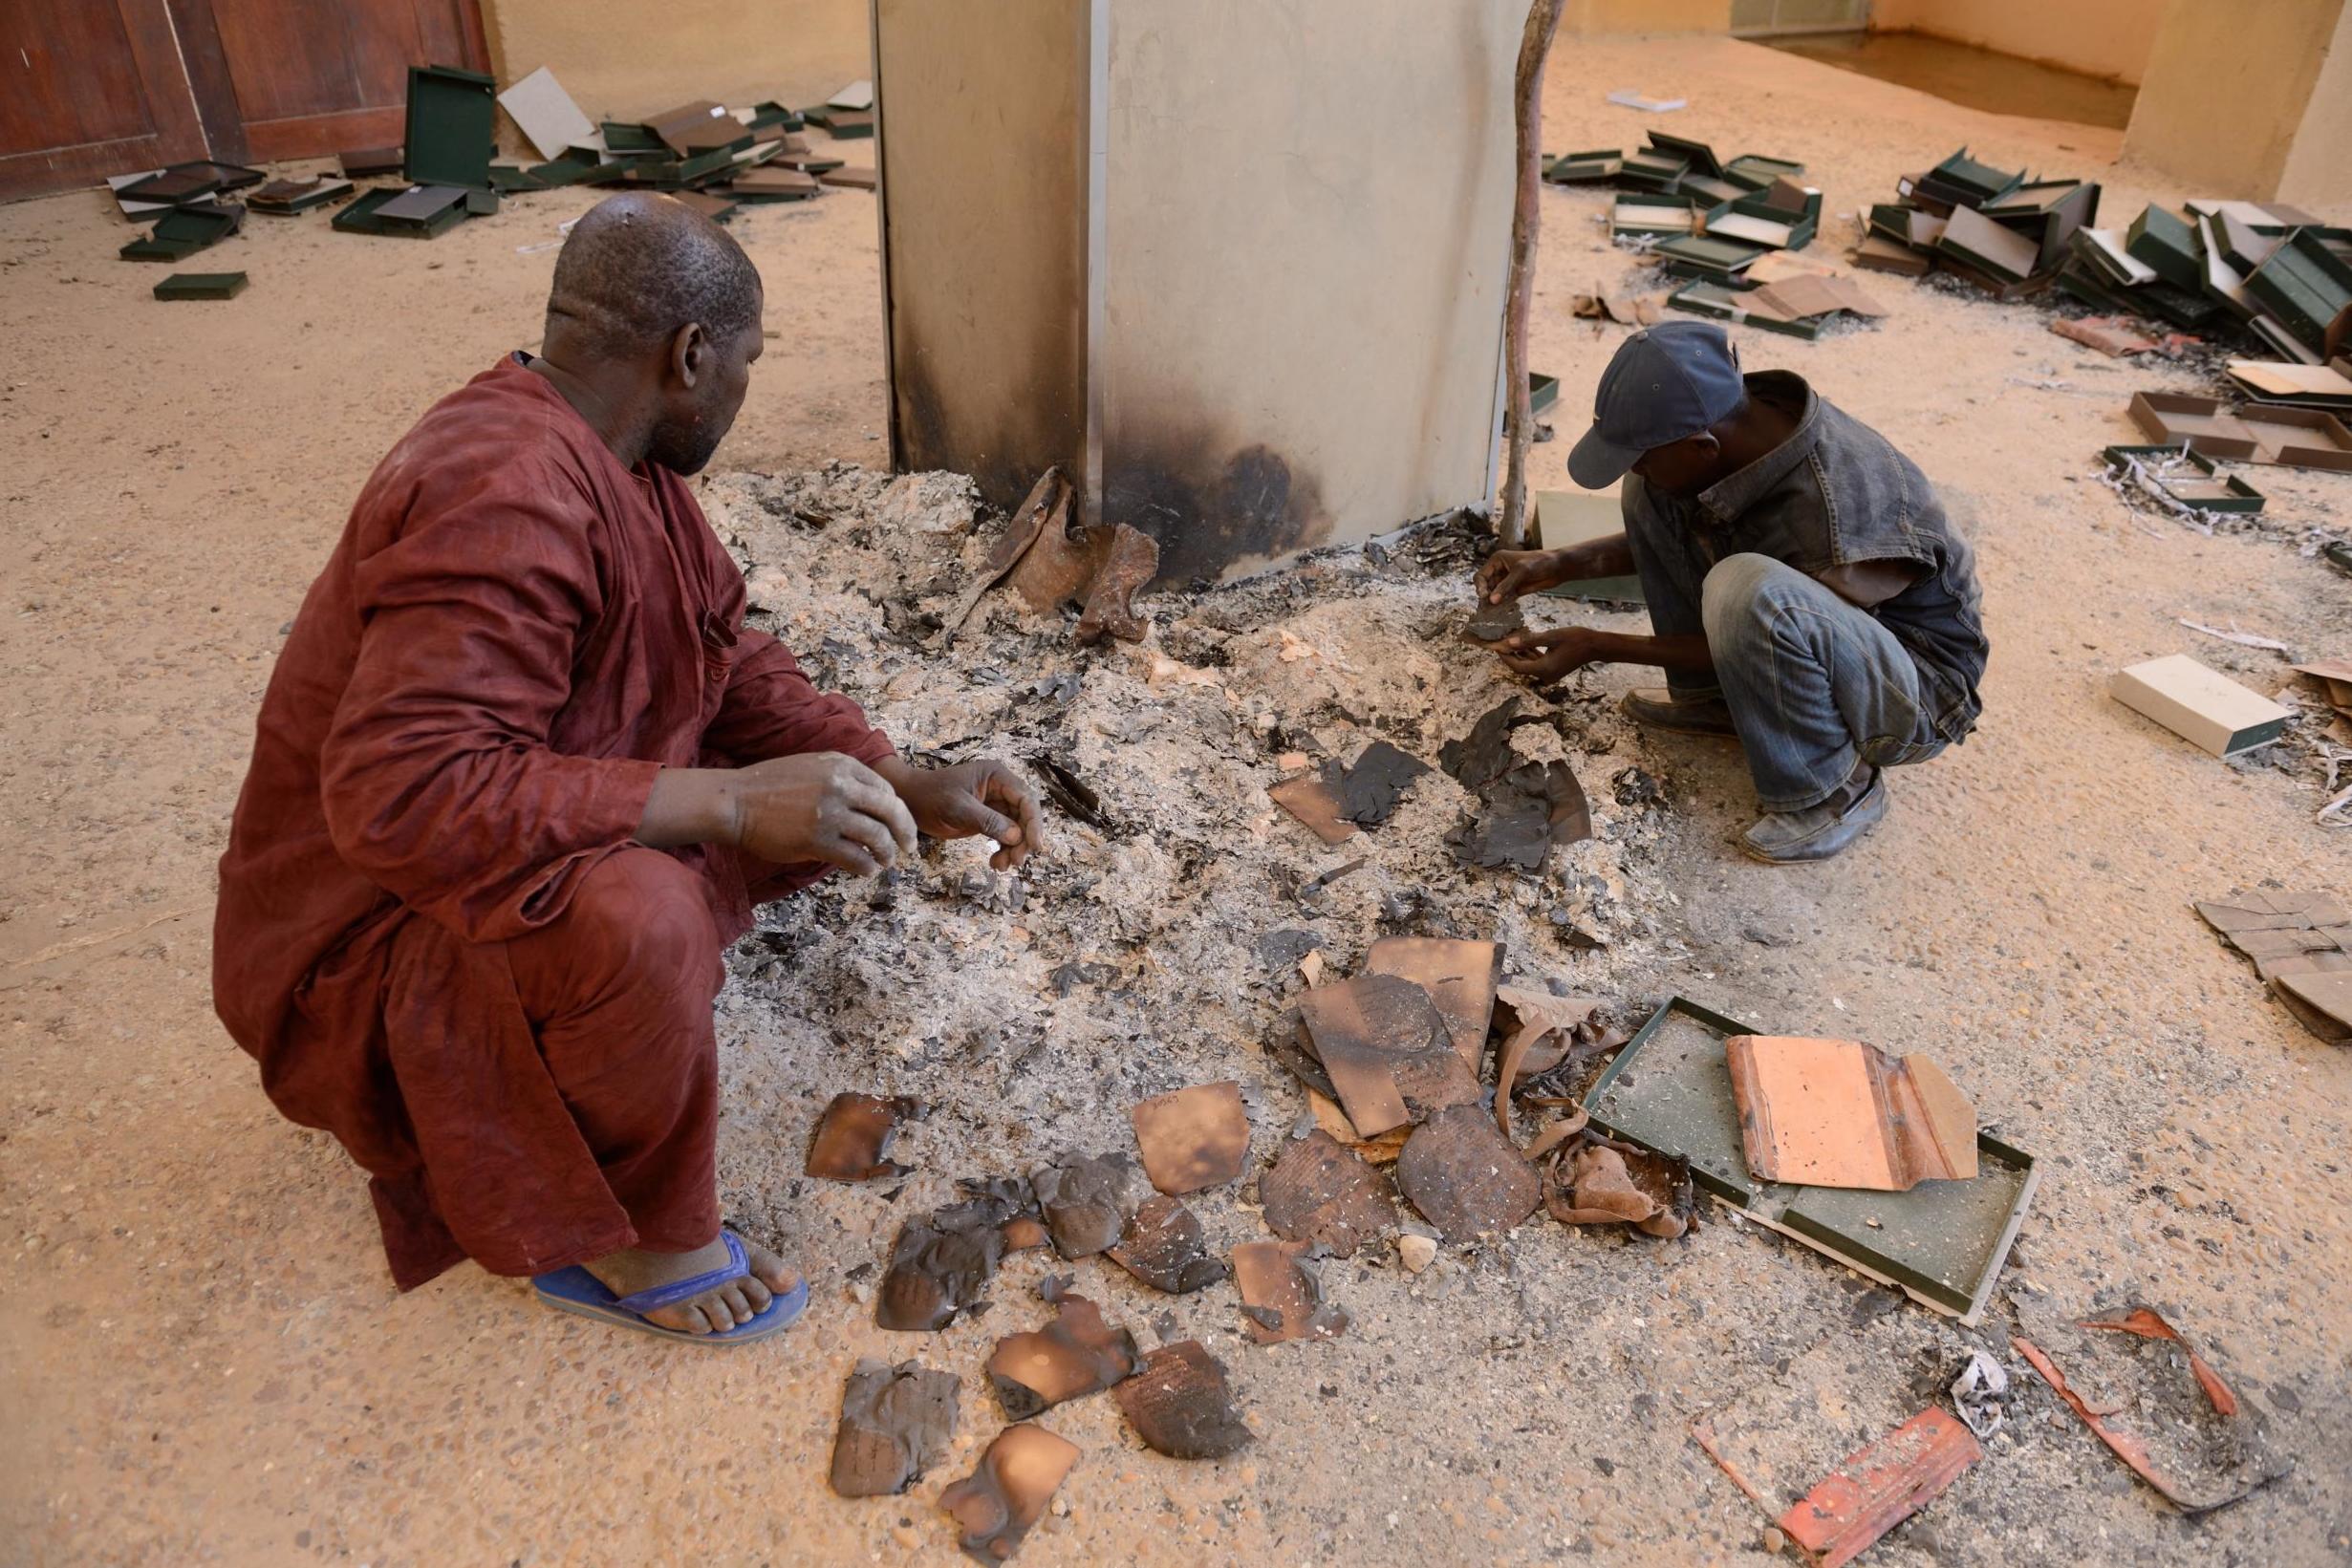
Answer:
[
  {"left": 318, "top": 462, "right": 662, "bottom": 946},
  {"left": 701, "top": 627, "right": 895, "bottom": 770}
]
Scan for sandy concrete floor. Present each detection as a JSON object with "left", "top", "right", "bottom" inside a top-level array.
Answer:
[{"left": 4, "top": 32, "right": 2349, "bottom": 1568}]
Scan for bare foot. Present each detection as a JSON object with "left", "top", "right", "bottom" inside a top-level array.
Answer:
[{"left": 582, "top": 1234, "right": 802, "bottom": 1335}]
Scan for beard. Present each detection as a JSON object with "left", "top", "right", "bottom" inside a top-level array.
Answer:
[{"left": 646, "top": 407, "right": 730, "bottom": 475}]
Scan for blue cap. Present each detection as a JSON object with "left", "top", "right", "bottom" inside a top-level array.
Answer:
[{"left": 1566, "top": 321, "right": 1745, "bottom": 489}]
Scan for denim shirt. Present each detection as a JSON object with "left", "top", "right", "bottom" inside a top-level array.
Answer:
[{"left": 1626, "top": 371, "right": 1988, "bottom": 741}]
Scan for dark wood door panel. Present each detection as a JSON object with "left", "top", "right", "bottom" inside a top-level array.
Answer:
[
  {"left": 0, "top": 0, "right": 484, "bottom": 202},
  {"left": 0, "top": 3, "right": 153, "bottom": 156},
  {"left": 209, "top": 0, "right": 480, "bottom": 160},
  {"left": 0, "top": 0, "right": 207, "bottom": 198}
]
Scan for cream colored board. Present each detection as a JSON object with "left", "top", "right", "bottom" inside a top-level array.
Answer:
[{"left": 1092, "top": 0, "right": 1522, "bottom": 582}]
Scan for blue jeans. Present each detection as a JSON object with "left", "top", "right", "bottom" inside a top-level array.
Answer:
[{"left": 1625, "top": 514, "right": 1945, "bottom": 810}]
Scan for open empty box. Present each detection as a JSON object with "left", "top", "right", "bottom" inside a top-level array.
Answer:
[{"left": 1584, "top": 998, "right": 2038, "bottom": 1323}]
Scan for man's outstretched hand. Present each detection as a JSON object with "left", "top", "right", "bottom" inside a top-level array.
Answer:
[
  {"left": 874, "top": 756, "right": 1045, "bottom": 870},
  {"left": 1492, "top": 626, "right": 1599, "bottom": 682},
  {"left": 1475, "top": 548, "right": 1572, "bottom": 605}
]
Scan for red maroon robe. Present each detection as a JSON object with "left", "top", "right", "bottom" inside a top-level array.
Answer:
[{"left": 214, "top": 355, "right": 892, "bottom": 1288}]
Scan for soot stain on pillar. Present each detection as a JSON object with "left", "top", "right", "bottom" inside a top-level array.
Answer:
[{"left": 1102, "top": 433, "right": 1332, "bottom": 587}]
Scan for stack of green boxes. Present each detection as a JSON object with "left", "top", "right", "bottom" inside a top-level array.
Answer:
[
  {"left": 1546, "top": 129, "right": 1815, "bottom": 259},
  {"left": 488, "top": 98, "right": 836, "bottom": 212},
  {"left": 2061, "top": 200, "right": 2351, "bottom": 361},
  {"left": 1856, "top": 148, "right": 2099, "bottom": 297}
]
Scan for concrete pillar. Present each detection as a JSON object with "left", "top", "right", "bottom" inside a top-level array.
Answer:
[{"left": 2123, "top": 0, "right": 2351, "bottom": 204}]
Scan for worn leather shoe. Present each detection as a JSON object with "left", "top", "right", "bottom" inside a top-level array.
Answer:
[
  {"left": 1741, "top": 770, "right": 1888, "bottom": 863},
  {"left": 1620, "top": 688, "right": 1739, "bottom": 738}
]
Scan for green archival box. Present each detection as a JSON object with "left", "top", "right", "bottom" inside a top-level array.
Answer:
[
  {"left": 1583, "top": 996, "right": 2039, "bottom": 1324},
  {"left": 154, "top": 271, "right": 248, "bottom": 300},
  {"left": 404, "top": 65, "right": 496, "bottom": 190},
  {"left": 334, "top": 186, "right": 466, "bottom": 240}
]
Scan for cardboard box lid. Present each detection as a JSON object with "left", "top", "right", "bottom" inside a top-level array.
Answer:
[
  {"left": 1644, "top": 128, "right": 1720, "bottom": 176},
  {"left": 404, "top": 65, "right": 495, "bottom": 191},
  {"left": 498, "top": 67, "right": 595, "bottom": 163},
  {"left": 2073, "top": 226, "right": 2156, "bottom": 286},
  {"left": 2226, "top": 359, "right": 2352, "bottom": 401},
  {"left": 1654, "top": 233, "right": 1764, "bottom": 271},
  {"left": 378, "top": 183, "right": 468, "bottom": 223},
  {"left": 1936, "top": 204, "right": 2039, "bottom": 281}
]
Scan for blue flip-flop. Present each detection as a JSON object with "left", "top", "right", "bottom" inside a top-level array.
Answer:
[{"left": 532, "top": 1230, "right": 809, "bottom": 1344}]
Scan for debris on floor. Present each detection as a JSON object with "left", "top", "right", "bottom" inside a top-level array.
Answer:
[
  {"left": 1777, "top": 1407, "right": 1981, "bottom": 1568},
  {"left": 1540, "top": 1131, "right": 1692, "bottom": 1237},
  {"left": 1030, "top": 1153, "right": 1148, "bottom": 1258},
  {"left": 1394, "top": 1102, "right": 1543, "bottom": 1240},
  {"left": 939, "top": 1423, "right": 1080, "bottom": 1562},
  {"left": 2100, "top": 444, "right": 2265, "bottom": 517},
  {"left": 1230, "top": 1239, "right": 1350, "bottom": 1344},
  {"left": 105, "top": 61, "right": 894, "bottom": 283},
  {"left": 1447, "top": 758, "right": 1592, "bottom": 872},
  {"left": 985, "top": 1291, "right": 1141, "bottom": 1418},
  {"left": 1112, "top": 1341, "right": 1252, "bottom": 1460},
  {"left": 1334, "top": 741, "right": 1434, "bottom": 828},
  {"left": 1725, "top": 1033, "right": 1977, "bottom": 1191},
  {"left": 2295, "top": 657, "right": 2352, "bottom": 724},
  {"left": 1948, "top": 1349, "right": 2010, "bottom": 1440},
  {"left": 2050, "top": 314, "right": 2162, "bottom": 357},
  {"left": 1258, "top": 1128, "right": 1396, "bottom": 1257},
  {"left": 876, "top": 1178, "right": 1037, "bottom": 1331},
  {"left": 1294, "top": 972, "right": 1479, "bottom": 1137},
  {"left": 1567, "top": 286, "right": 1663, "bottom": 327},
  {"left": 1362, "top": 935, "right": 1502, "bottom": 1066},
  {"left": 120, "top": 200, "right": 244, "bottom": 262},
  {"left": 1104, "top": 1194, "right": 1229, "bottom": 1294},
  {"left": 2194, "top": 889, "right": 2352, "bottom": 1043},
  {"left": 2015, "top": 1302, "right": 2290, "bottom": 1513},
  {"left": 806, "top": 1091, "right": 928, "bottom": 1181},
  {"left": 830, "top": 1359, "right": 960, "bottom": 1497},
  {"left": 945, "top": 465, "right": 1161, "bottom": 646},
  {"left": 1129, "top": 1081, "right": 1251, "bottom": 1195}
]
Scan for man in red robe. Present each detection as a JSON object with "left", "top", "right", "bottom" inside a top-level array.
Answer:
[{"left": 214, "top": 193, "right": 1042, "bottom": 1341}]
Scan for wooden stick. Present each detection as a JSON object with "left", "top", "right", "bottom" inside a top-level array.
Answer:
[{"left": 1499, "top": 0, "right": 1564, "bottom": 548}]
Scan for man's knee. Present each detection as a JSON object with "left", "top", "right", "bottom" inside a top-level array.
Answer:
[
  {"left": 537, "top": 848, "right": 722, "bottom": 1014},
  {"left": 1700, "top": 553, "right": 1813, "bottom": 651}
]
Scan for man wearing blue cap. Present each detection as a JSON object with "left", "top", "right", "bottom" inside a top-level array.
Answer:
[{"left": 1475, "top": 321, "right": 1987, "bottom": 863}]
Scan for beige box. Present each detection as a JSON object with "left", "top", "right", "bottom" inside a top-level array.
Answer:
[{"left": 2111, "top": 654, "right": 2291, "bottom": 757}]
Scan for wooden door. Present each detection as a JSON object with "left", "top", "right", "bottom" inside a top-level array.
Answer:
[
  {"left": 204, "top": 0, "right": 486, "bottom": 162},
  {"left": 0, "top": 0, "right": 486, "bottom": 202},
  {"left": 0, "top": 1, "right": 214, "bottom": 198}
]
